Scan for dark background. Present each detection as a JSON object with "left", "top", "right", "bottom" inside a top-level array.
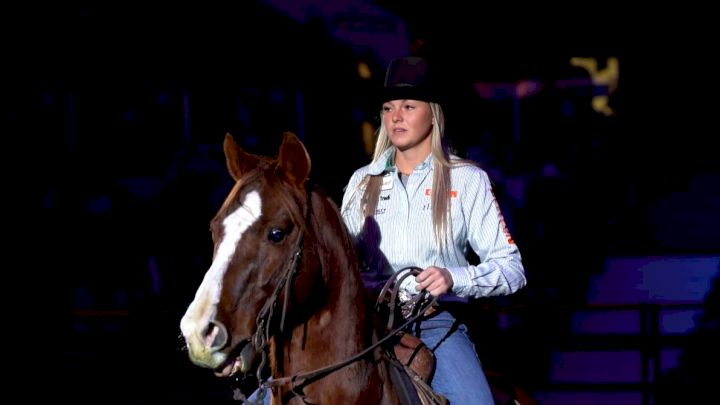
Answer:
[{"left": 6, "top": 2, "right": 717, "bottom": 404}]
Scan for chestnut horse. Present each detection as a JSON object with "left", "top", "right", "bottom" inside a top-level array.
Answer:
[{"left": 179, "top": 132, "right": 406, "bottom": 404}]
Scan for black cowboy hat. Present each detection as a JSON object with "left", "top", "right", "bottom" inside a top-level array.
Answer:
[{"left": 380, "top": 56, "right": 443, "bottom": 104}]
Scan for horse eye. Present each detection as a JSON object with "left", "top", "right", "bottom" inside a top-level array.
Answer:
[{"left": 268, "top": 228, "right": 286, "bottom": 243}]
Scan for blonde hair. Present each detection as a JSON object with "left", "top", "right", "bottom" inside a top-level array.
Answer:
[{"left": 359, "top": 102, "right": 464, "bottom": 256}]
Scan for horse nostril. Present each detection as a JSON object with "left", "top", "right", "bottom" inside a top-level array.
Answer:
[{"left": 205, "top": 319, "right": 229, "bottom": 350}]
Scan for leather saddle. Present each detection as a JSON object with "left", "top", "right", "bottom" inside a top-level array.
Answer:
[{"left": 392, "top": 331, "right": 434, "bottom": 382}]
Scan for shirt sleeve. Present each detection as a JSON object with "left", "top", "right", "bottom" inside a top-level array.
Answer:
[{"left": 448, "top": 168, "right": 527, "bottom": 298}]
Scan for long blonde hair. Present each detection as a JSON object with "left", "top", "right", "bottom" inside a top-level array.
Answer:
[{"left": 360, "top": 102, "right": 458, "bottom": 256}]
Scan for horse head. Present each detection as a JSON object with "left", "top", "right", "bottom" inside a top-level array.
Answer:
[{"left": 179, "top": 132, "right": 316, "bottom": 377}]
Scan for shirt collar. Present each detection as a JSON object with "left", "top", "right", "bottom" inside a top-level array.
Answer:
[{"left": 367, "top": 148, "right": 395, "bottom": 175}]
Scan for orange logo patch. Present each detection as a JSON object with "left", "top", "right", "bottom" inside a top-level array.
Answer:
[{"left": 424, "top": 189, "right": 457, "bottom": 198}]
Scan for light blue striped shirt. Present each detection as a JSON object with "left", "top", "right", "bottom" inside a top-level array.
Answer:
[{"left": 341, "top": 148, "right": 526, "bottom": 301}]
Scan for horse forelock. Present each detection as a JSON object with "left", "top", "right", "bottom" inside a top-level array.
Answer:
[
  {"left": 226, "top": 161, "right": 308, "bottom": 231},
  {"left": 219, "top": 165, "right": 263, "bottom": 214}
]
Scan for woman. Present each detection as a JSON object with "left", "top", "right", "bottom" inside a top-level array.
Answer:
[{"left": 341, "top": 56, "right": 527, "bottom": 404}]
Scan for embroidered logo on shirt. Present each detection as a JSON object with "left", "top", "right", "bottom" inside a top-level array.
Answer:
[
  {"left": 381, "top": 174, "right": 393, "bottom": 190},
  {"left": 424, "top": 188, "right": 457, "bottom": 197}
]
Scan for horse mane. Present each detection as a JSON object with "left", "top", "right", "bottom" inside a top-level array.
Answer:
[{"left": 308, "top": 185, "right": 364, "bottom": 288}]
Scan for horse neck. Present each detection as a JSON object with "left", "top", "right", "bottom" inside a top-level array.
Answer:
[
  {"left": 269, "top": 249, "right": 386, "bottom": 399},
  {"left": 290, "top": 247, "right": 370, "bottom": 351}
]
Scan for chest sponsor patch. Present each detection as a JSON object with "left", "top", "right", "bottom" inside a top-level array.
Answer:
[
  {"left": 424, "top": 188, "right": 457, "bottom": 198},
  {"left": 381, "top": 173, "right": 394, "bottom": 190}
]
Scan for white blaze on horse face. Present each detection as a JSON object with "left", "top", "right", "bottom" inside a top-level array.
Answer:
[{"left": 180, "top": 190, "right": 262, "bottom": 364}]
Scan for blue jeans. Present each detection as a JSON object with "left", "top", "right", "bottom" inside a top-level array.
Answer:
[
  {"left": 418, "top": 310, "right": 494, "bottom": 404},
  {"left": 247, "top": 382, "right": 270, "bottom": 405}
]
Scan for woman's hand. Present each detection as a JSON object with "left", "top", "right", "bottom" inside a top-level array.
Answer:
[{"left": 415, "top": 266, "right": 453, "bottom": 297}]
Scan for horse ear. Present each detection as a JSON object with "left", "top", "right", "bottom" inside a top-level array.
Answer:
[
  {"left": 223, "top": 133, "right": 257, "bottom": 181},
  {"left": 278, "top": 132, "right": 311, "bottom": 187}
]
